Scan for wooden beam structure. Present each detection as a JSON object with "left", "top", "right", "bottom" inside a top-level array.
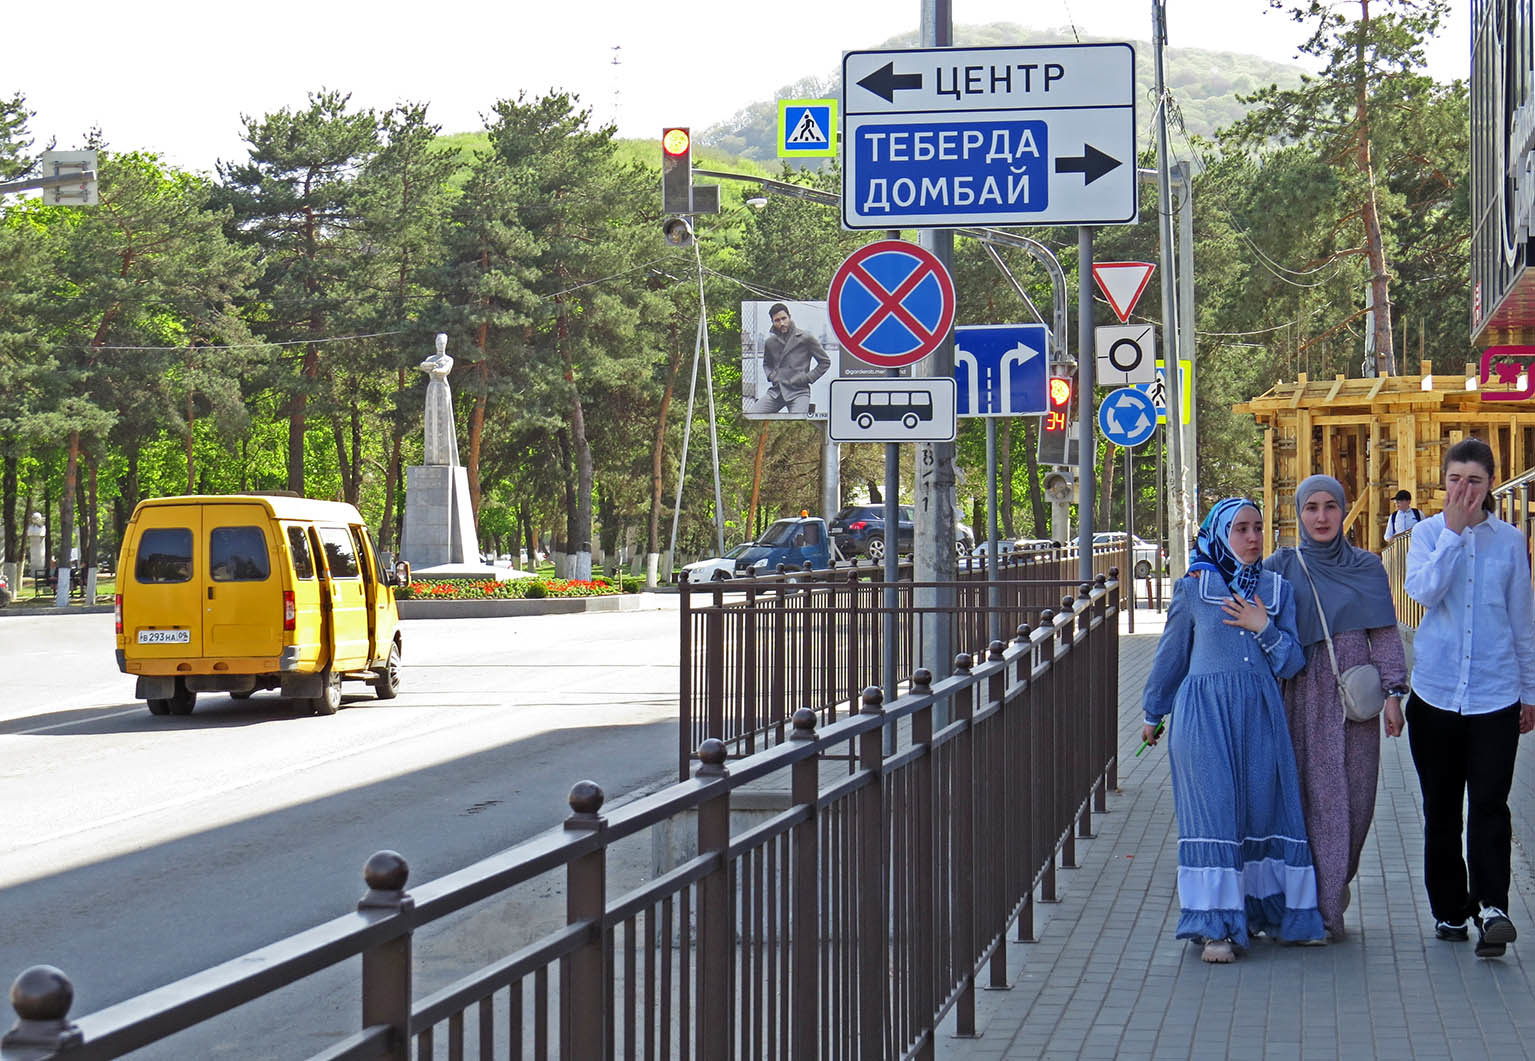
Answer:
[{"left": 1233, "top": 364, "right": 1535, "bottom": 550}]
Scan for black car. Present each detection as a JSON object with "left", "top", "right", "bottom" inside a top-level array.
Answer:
[{"left": 830, "top": 505, "right": 915, "bottom": 561}]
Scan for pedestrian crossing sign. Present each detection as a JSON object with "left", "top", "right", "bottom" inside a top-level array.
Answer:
[{"left": 777, "top": 99, "right": 838, "bottom": 158}]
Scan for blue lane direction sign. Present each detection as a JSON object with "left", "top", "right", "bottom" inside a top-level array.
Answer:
[
  {"left": 954, "top": 323, "right": 1049, "bottom": 417},
  {"left": 1097, "top": 386, "right": 1157, "bottom": 448},
  {"left": 842, "top": 43, "right": 1136, "bottom": 229},
  {"left": 828, "top": 378, "right": 958, "bottom": 443},
  {"left": 828, "top": 239, "right": 957, "bottom": 368}
]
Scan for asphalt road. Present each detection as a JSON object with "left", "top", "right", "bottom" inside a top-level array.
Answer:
[{"left": 0, "top": 601, "right": 685, "bottom": 1056}]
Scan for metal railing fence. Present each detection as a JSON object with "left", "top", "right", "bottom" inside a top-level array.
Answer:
[
  {"left": 679, "top": 544, "right": 1126, "bottom": 779},
  {"left": 3, "top": 579, "right": 1121, "bottom": 1061}
]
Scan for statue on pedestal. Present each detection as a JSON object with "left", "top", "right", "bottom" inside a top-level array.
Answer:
[
  {"left": 26, "top": 512, "right": 46, "bottom": 575},
  {"left": 418, "top": 333, "right": 460, "bottom": 467}
]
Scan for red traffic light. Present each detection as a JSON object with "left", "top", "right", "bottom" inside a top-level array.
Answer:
[
  {"left": 662, "top": 128, "right": 691, "bottom": 157},
  {"left": 1048, "top": 377, "right": 1072, "bottom": 409}
]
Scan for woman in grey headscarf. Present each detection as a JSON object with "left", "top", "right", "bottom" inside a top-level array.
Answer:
[{"left": 1264, "top": 475, "right": 1407, "bottom": 939}]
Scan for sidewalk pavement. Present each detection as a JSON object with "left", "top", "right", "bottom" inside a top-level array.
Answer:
[{"left": 941, "top": 606, "right": 1535, "bottom": 1060}]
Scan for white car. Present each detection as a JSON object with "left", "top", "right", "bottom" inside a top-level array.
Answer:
[
  {"left": 1092, "top": 532, "right": 1163, "bottom": 579},
  {"left": 682, "top": 542, "right": 754, "bottom": 582}
]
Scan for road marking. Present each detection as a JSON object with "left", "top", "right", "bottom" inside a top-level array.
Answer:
[{"left": 10, "top": 707, "right": 143, "bottom": 736}]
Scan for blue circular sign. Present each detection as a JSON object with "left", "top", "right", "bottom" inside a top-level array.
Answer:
[
  {"left": 1097, "top": 386, "right": 1157, "bottom": 448},
  {"left": 827, "top": 239, "right": 956, "bottom": 368}
]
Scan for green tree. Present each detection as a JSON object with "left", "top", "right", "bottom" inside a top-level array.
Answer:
[{"left": 216, "top": 89, "right": 379, "bottom": 494}]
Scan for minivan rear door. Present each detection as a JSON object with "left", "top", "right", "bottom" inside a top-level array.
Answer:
[
  {"left": 204, "top": 505, "right": 282, "bottom": 659},
  {"left": 127, "top": 505, "right": 203, "bottom": 659},
  {"left": 315, "top": 524, "right": 370, "bottom": 670}
]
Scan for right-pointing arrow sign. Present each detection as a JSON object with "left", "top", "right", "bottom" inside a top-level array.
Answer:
[
  {"left": 857, "top": 62, "right": 924, "bottom": 103},
  {"left": 1054, "top": 144, "right": 1122, "bottom": 185}
]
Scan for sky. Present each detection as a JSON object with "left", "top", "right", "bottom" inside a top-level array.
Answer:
[{"left": 9, "top": 0, "right": 1471, "bottom": 176}]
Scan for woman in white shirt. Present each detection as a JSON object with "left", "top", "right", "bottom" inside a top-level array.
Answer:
[{"left": 1404, "top": 438, "right": 1535, "bottom": 958}]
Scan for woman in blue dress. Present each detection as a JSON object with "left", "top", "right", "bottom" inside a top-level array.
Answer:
[{"left": 1141, "top": 498, "right": 1326, "bottom": 962}]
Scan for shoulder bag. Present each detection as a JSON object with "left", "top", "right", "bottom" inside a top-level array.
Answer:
[{"left": 1294, "top": 549, "right": 1385, "bottom": 722}]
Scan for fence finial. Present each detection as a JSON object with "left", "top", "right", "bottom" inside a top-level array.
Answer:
[
  {"left": 988, "top": 640, "right": 1006, "bottom": 661},
  {"left": 861, "top": 686, "right": 884, "bottom": 714},
  {"left": 565, "top": 780, "right": 607, "bottom": 829},
  {"left": 1014, "top": 622, "right": 1032, "bottom": 644},
  {"left": 911, "top": 668, "right": 933, "bottom": 693},
  {"left": 790, "top": 707, "right": 818, "bottom": 739},
  {"left": 3, "top": 965, "right": 81, "bottom": 1052},
  {"left": 1078, "top": 583, "right": 1092, "bottom": 600},
  {"left": 953, "top": 652, "right": 973, "bottom": 672},
  {"left": 358, "top": 850, "right": 413, "bottom": 910},
  {"left": 696, "top": 738, "right": 729, "bottom": 777}
]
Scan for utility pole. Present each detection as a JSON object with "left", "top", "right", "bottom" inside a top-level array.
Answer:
[
  {"left": 915, "top": 0, "right": 957, "bottom": 686},
  {"left": 1176, "top": 160, "right": 1198, "bottom": 516},
  {"left": 1153, "top": 0, "right": 1190, "bottom": 576}
]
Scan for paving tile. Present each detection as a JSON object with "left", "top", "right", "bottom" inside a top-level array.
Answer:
[{"left": 938, "top": 614, "right": 1535, "bottom": 1058}]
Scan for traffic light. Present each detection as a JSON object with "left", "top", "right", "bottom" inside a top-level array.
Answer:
[
  {"left": 662, "top": 127, "right": 693, "bottom": 213},
  {"left": 661, "top": 127, "right": 721, "bottom": 245},
  {"left": 1043, "top": 468, "right": 1076, "bottom": 503},
  {"left": 1037, "top": 376, "right": 1077, "bottom": 467}
]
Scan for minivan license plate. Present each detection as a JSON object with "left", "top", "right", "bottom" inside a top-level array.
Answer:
[{"left": 138, "top": 629, "right": 190, "bottom": 644}]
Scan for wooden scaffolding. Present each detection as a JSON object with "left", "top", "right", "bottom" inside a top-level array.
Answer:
[{"left": 1232, "top": 361, "right": 1535, "bottom": 551}]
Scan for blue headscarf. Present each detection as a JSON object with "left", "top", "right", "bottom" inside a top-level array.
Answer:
[{"left": 1188, "top": 497, "right": 1263, "bottom": 600}]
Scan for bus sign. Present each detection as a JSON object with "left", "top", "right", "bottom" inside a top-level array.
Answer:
[{"left": 828, "top": 378, "right": 957, "bottom": 443}]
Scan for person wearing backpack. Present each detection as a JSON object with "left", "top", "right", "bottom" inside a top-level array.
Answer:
[{"left": 1385, "top": 490, "right": 1424, "bottom": 541}]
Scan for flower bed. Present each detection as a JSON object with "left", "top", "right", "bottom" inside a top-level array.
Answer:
[{"left": 397, "top": 576, "right": 624, "bottom": 601}]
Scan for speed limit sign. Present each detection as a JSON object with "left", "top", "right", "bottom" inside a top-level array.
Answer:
[{"left": 1094, "top": 324, "right": 1156, "bottom": 386}]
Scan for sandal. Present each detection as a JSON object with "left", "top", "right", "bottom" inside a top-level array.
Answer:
[{"left": 1201, "top": 939, "right": 1236, "bottom": 963}]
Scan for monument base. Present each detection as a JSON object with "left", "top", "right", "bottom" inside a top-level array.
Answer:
[{"left": 401, "top": 464, "right": 480, "bottom": 570}]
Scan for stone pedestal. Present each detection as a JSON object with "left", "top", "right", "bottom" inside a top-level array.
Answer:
[{"left": 401, "top": 464, "right": 480, "bottom": 569}]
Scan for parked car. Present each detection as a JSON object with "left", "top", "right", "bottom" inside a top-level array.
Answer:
[
  {"left": 830, "top": 504, "right": 914, "bottom": 561},
  {"left": 681, "top": 542, "right": 754, "bottom": 582},
  {"left": 831, "top": 505, "right": 975, "bottom": 561},
  {"left": 734, "top": 517, "right": 831, "bottom": 576},
  {"left": 1092, "top": 532, "right": 1163, "bottom": 579}
]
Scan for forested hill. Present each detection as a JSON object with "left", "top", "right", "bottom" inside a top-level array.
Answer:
[{"left": 702, "top": 24, "right": 1309, "bottom": 163}]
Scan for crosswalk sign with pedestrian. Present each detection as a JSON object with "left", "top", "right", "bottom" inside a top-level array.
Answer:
[{"left": 778, "top": 99, "right": 838, "bottom": 158}]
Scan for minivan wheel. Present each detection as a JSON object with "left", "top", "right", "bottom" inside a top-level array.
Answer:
[
  {"left": 312, "top": 668, "right": 342, "bottom": 715},
  {"left": 866, "top": 536, "right": 885, "bottom": 561},
  {"left": 166, "top": 681, "right": 196, "bottom": 716},
  {"left": 372, "top": 643, "right": 401, "bottom": 701},
  {"left": 146, "top": 698, "right": 171, "bottom": 716}
]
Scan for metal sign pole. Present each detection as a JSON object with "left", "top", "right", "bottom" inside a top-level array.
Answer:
[
  {"left": 1076, "top": 226, "right": 1096, "bottom": 584},
  {"left": 986, "top": 418, "right": 1000, "bottom": 642},
  {"left": 1125, "top": 442, "right": 1135, "bottom": 632}
]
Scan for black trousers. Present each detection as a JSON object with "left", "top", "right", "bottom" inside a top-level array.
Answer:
[{"left": 1405, "top": 696, "right": 1521, "bottom": 922}]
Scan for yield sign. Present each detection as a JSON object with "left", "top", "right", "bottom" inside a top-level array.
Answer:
[
  {"left": 827, "top": 239, "right": 957, "bottom": 369},
  {"left": 1092, "top": 261, "right": 1155, "bottom": 323}
]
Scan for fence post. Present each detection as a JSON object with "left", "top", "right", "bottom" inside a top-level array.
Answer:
[
  {"left": 1013, "top": 624, "right": 1037, "bottom": 943},
  {"left": 1056, "top": 596, "right": 1079, "bottom": 870},
  {"left": 908, "top": 669, "right": 937, "bottom": 1057},
  {"left": 695, "top": 738, "right": 732, "bottom": 1061},
  {"left": 1037, "top": 609, "right": 1060, "bottom": 902},
  {"left": 358, "top": 850, "right": 414, "bottom": 1061},
  {"left": 2, "top": 966, "right": 82, "bottom": 1059},
  {"left": 951, "top": 653, "right": 979, "bottom": 1038},
  {"left": 562, "top": 781, "right": 608, "bottom": 1060},
  {"left": 856, "top": 686, "right": 888, "bottom": 1060},
  {"left": 1076, "top": 584, "right": 1097, "bottom": 839},
  {"left": 789, "top": 709, "right": 821, "bottom": 1059},
  {"left": 985, "top": 640, "right": 1011, "bottom": 991},
  {"left": 680, "top": 571, "right": 693, "bottom": 781}
]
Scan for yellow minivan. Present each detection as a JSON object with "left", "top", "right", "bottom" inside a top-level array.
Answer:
[{"left": 115, "top": 495, "right": 404, "bottom": 717}]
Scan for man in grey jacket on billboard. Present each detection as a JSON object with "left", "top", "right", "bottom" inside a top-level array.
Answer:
[{"left": 751, "top": 303, "right": 831, "bottom": 415}]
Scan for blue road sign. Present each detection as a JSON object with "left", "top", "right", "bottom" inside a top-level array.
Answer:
[
  {"left": 778, "top": 99, "right": 837, "bottom": 158},
  {"left": 953, "top": 323, "right": 1049, "bottom": 417},
  {"left": 1097, "top": 386, "right": 1157, "bottom": 448},
  {"left": 827, "top": 239, "right": 956, "bottom": 369},
  {"left": 841, "top": 43, "right": 1137, "bottom": 229}
]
